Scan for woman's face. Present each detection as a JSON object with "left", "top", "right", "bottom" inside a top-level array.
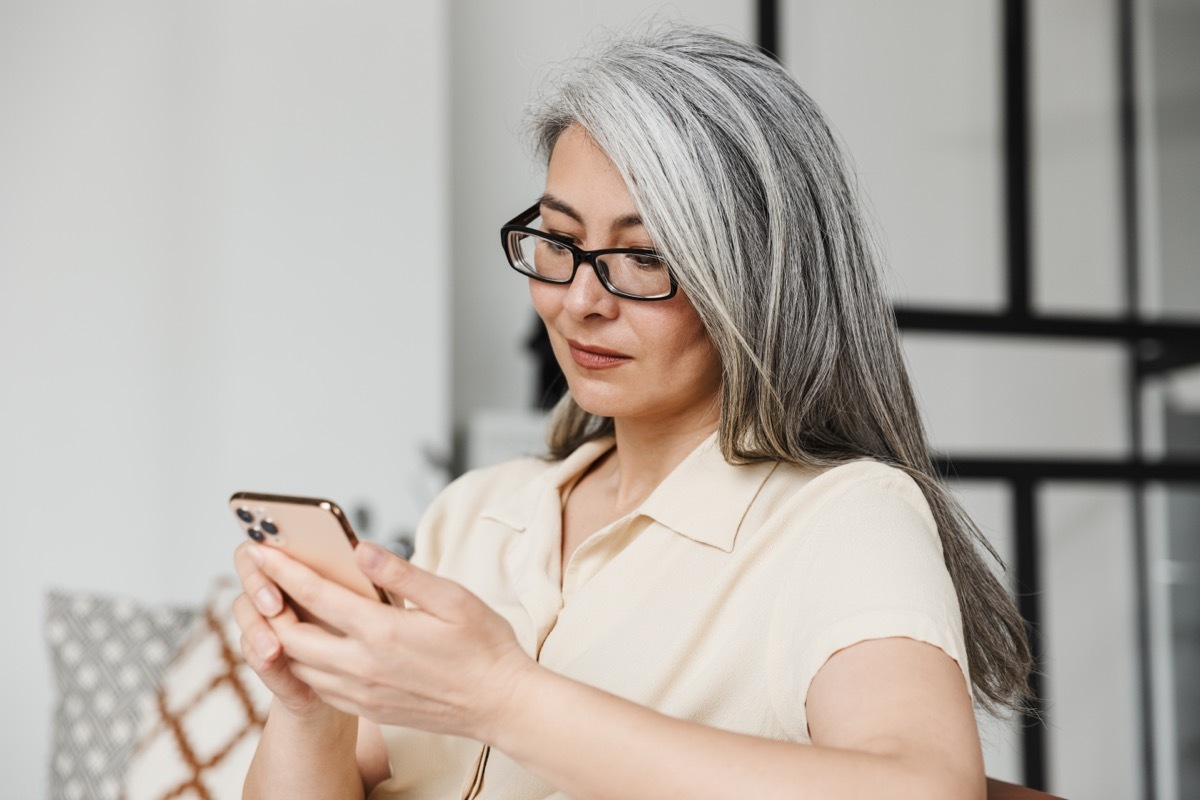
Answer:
[{"left": 530, "top": 125, "right": 722, "bottom": 430}]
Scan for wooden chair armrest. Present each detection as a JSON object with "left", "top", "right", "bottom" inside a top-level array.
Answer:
[{"left": 986, "top": 776, "right": 1066, "bottom": 799}]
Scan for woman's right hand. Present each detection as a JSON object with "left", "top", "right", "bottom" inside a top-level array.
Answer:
[
  {"left": 236, "top": 542, "right": 372, "bottom": 800},
  {"left": 232, "top": 541, "right": 326, "bottom": 717}
]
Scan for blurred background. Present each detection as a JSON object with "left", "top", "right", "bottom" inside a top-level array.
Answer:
[{"left": 2, "top": 1, "right": 1198, "bottom": 799}]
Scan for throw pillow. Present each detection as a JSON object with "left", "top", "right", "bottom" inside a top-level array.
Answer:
[
  {"left": 45, "top": 590, "right": 198, "bottom": 800},
  {"left": 122, "top": 577, "right": 272, "bottom": 800}
]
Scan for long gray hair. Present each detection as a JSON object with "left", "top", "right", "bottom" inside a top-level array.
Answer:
[{"left": 528, "top": 24, "right": 1031, "bottom": 715}]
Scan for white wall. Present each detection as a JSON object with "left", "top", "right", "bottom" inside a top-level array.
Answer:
[{"left": 0, "top": 3, "right": 449, "bottom": 797}]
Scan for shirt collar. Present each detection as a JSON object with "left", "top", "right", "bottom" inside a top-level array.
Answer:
[
  {"left": 480, "top": 437, "right": 616, "bottom": 531},
  {"left": 639, "top": 433, "right": 778, "bottom": 552},
  {"left": 481, "top": 433, "right": 778, "bottom": 553}
]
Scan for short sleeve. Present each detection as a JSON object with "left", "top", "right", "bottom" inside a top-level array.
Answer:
[
  {"left": 407, "top": 456, "right": 546, "bottom": 574},
  {"left": 766, "top": 463, "right": 971, "bottom": 740}
]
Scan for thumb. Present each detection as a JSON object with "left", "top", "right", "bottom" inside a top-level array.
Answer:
[{"left": 355, "top": 541, "right": 468, "bottom": 620}]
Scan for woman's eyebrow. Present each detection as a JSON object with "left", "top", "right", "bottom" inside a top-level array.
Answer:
[
  {"left": 538, "top": 193, "right": 645, "bottom": 232},
  {"left": 537, "top": 193, "right": 581, "bottom": 223}
]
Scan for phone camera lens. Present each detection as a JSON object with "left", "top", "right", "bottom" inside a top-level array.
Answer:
[
  {"left": 261, "top": 519, "right": 279, "bottom": 535},
  {"left": 247, "top": 528, "right": 265, "bottom": 543},
  {"left": 237, "top": 507, "right": 255, "bottom": 523}
]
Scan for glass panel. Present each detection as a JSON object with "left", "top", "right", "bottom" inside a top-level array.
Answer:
[
  {"left": 780, "top": 0, "right": 1004, "bottom": 310},
  {"left": 902, "top": 334, "right": 1129, "bottom": 457},
  {"left": 1148, "top": 0, "right": 1200, "bottom": 319},
  {"left": 1165, "top": 483, "right": 1200, "bottom": 800},
  {"left": 1040, "top": 483, "right": 1143, "bottom": 800},
  {"left": 1163, "top": 374, "right": 1200, "bottom": 457},
  {"left": 948, "top": 480, "right": 1024, "bottom": 784},
  {"left": 1164, "top": 405, "right": 1200, "bottom": 798},
  {"left": 1031, "top": 0, "right": 1126, "bottom": 316}
]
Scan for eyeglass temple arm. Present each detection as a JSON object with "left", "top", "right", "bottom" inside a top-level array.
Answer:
[{"left": 505, "top": 203, "right": 541, "bottom": 228}]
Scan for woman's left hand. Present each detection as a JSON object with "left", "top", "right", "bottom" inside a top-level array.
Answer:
[{"left": 246, "top": 541, "right": 536, "bottom": 742}]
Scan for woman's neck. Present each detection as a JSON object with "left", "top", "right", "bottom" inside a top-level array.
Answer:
[{"left": 601, "top": 413, "right": 719, "bottom": 510}]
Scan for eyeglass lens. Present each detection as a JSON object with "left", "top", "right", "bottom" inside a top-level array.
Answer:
[{"left": 509, "top": 231, "right": 672, "bottom": 298}]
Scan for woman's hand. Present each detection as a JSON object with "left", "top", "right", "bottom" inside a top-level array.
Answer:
[
  {"left": 245, "top": 540, "right": 538, "bottom": 743},
  {"left": 232, "top": 542, "right": 327, "bottom": 718}
]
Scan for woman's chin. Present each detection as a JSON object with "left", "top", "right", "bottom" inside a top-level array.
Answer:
[
  {"left": 564, "top": 387, "right": 625, "bottom": 420},
  {"left": 571, "top": 398, "right": 620, "bottom": 419}
]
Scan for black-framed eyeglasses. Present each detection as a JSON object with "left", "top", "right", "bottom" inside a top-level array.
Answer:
[{"left": 500, "top": 203, "right": 678, "bottom": 300}]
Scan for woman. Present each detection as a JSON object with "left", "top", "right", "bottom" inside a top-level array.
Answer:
[{"left": 233, "top": 24, "right": 1030, "bottom": 800}]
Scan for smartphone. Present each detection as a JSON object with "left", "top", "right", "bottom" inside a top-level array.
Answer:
[{"left": 229, "top": 491, "right": 393, "bottom": 606}]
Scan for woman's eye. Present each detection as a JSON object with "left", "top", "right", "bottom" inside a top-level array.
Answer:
[
  {"left": 544, "top": 240, "right": 571, "bottom": 254},
  {"left": 628, "top": 253, "right": 666, "bottom": 270}
]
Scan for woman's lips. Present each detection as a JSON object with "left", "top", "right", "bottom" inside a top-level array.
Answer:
[{"left": 567, "top": 340, "right": 631, "bottom": 370}]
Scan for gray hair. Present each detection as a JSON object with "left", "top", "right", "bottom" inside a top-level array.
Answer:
[{"left": 527, "top": 23, "right": 1031, "bottom": 715}]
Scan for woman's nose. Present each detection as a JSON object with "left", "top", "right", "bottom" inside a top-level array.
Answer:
[{"left": 562, "top": 260, "right": 617, "bottom": 317}]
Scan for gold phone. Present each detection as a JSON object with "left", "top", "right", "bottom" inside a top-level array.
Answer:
[{"left": 230, "top": 491, "right": 393, "bottom": 606}]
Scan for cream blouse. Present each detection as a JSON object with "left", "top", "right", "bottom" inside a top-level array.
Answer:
[{"left": 369, "top": 433, "right": 969, "bottom": 800}]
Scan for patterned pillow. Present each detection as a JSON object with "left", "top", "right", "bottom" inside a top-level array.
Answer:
[
  {"left": 45, "top": 590, "right": 198, "bottom": 800},
  {"left": 122, "top": 577, "right": 272, "bottom": 800}
]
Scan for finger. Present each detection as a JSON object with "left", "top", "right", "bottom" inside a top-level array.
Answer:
[
  {"left": 234, "top": 543, "right": 284, "bottom": 618},
  {"left": 355, "top": 542, "right": 473, "bottom": 622},
  {"left": 249, "top": 543, "right": 378, "bottom": 638},
  {"left": 235, "top": 588, "right": 302, "bottom": 643},
  {"left": 232, "top": 594, "right": 304, "bottom": 675},
  {"left": 231, "top": 591, "right": 332, "bottom": 718},
  {"left": 237, "top": 627, "right": 324, "bottom": 714},
  {"left": 232, "top": 593, "right": 283, "bottom": 664},
  {"left": 274, "top": 619, "right": 364, "bottom": 676},
  {"left": 287, "top": 662, "right": 367, "bottom": 717},
  {"left": 234, "top": 540, "right": 267, "bottom": 584}
]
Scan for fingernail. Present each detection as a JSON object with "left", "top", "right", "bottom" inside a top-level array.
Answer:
[
  {"left": 255, "top": 631, "right": 279, "bottom": 659},
  {"left": 255, "top": 587, "right": 281, "bottom": 616},
  {"left": 248, "top": 546, "right": 265, "bottom": 567},
  {"left": 358, "top": 542, "right": 385, "bottom": 569}
]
